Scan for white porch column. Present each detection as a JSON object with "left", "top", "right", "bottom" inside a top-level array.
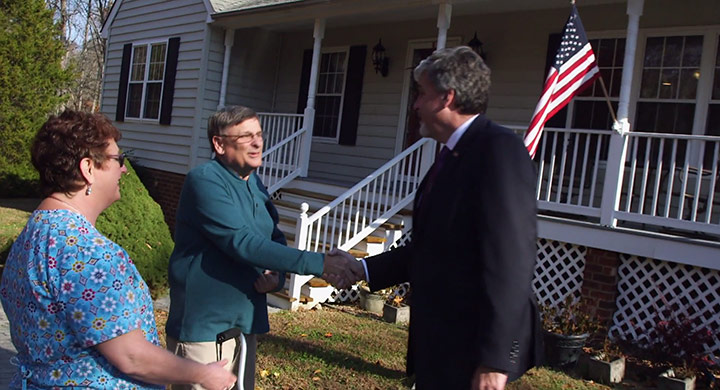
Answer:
[
  {"left": 436, "top": 3, "right": 452, "bottom": 50},
  {"left": 612, "top": 0, "right": 643, "bottom": 134},
  {"left": 300, "top": 18, "right": 325, "bottom": 177},
  {"left": 218, "top": 28, "right": 235, "bottom": 110},
  {"left": 600, "top": 0, "right": 643, "bottom": 227}
]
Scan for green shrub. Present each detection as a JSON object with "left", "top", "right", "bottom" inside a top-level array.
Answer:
[
  {"left": 96, "top": 161, "right": 174, "bottom": 298},
  {"left": 0, "top": 0, "right": 73, "bottom": 197}
]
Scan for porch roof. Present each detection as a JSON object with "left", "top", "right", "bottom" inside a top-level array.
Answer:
[{"left": 208, "top": 0, "right": 306, "bottom": 14}]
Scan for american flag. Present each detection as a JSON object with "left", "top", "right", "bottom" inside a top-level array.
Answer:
[{"left": 524, "top": 5, "right": 600, "bottom": 158}]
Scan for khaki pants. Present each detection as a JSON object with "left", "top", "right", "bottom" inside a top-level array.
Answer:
[{"left": 167, "top": 334, "right": 257, "bottom": 390}]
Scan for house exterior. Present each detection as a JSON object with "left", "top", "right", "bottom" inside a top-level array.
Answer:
[{"left": 100, "top": 0, "right": 720, "bottom": 358}]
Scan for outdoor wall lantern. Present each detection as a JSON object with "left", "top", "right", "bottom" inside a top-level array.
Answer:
[
  {"left": 467, "top": 32, "right": 486, "bottom": 60},
  {"left": 372, "top": 38, "right": 389, "bottom": 77}
]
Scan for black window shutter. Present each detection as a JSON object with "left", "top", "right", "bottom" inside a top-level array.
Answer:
[
  {"left": 116, "top": 43, "right": 132, "bottom": 122},
  {"left": 296, "top": 49, "right": 313, "bottom": 114},
  {"left": 159, "top": 37, "right": 180, "bottom": 125},
  {"left": 338, "top": 45, "right": 366, "bottom": 146}
]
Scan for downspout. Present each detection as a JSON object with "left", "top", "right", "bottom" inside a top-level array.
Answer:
[
  {"left": 218, "top": 28, "right": 235, "bottom": 109},
  {"left": 600, "top": 0, "right": 644, "bottom": 227},
  {"left": 436, "top": 3, "right": 452, "bottom": 50}
]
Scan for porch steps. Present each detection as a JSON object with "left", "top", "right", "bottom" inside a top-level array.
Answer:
[{"left": 267, "top": 182, "right": 411, "bottom": 310}]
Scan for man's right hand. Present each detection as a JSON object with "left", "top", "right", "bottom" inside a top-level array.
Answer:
[{"left": 323, "top": 248, "right": 365, "bottom": 289}]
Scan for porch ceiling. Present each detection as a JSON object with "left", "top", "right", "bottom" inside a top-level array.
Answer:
[{"left": 209, "top": 0, "right": 626, "bottom": 31}]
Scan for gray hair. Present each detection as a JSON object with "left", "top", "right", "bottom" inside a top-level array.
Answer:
[
  {"left": 207, "top": 105, "right": 258, "bottom": 152},
  {"left": 413, "top": 46, "right": 491, "bottom": 115}
]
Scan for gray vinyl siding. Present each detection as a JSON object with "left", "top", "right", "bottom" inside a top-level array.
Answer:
[
  {"left": 100, "top": 0, "right": 209, "bottom": 175},
  {"left": 194, "top": 26, "right": 225, "bottom": 164}
]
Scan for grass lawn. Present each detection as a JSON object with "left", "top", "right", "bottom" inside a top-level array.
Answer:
[{"left": 152, "top": 304, "right": 614, "bottom": 390}]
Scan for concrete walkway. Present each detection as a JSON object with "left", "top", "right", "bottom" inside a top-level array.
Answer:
[{"left": 0, "top": 306, "right": 17, "bottom": 388}]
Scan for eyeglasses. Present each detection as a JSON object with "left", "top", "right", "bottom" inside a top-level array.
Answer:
[
  {"left": 216, "top": 130, "right": 264, "bottom": 144},
  {"left": 106, "top": 152, "right": 127, "bottom": 168}
]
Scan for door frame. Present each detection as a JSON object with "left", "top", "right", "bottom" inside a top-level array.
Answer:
[{"left": 393, "top": 37, "right": 462, "bottom": 155}]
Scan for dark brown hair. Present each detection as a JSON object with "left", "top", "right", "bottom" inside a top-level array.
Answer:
[{"left": 31, "top": 110, "right": 121, "bottom": 196}]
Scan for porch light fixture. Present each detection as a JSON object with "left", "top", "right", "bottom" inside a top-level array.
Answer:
[
  {"left": 372, "top": 39, "right": 389, "bottom": 77},
  {"left": 467, "top": 32, "right": 486, "bottom": 60}
]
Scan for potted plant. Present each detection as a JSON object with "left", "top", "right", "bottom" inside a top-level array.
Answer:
[
  {"left": 358, "top": 283, "right": 389, "bottom": 314},
  {"left": 648, "top": 311, "right": 715, "bottom": 390},
  {"left": 581, "top": 338, "right": 626, "bottom": 385},
  {"left": 382, "top": 293, "right": 410, "bottom": 325},
  {"left": 541, "top": 296, "right": 599, "bottom": 369}
]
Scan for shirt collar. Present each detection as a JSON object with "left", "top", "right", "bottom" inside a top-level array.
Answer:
[{"left": 445, "top": 114, "right": 479, "bottom": 151}]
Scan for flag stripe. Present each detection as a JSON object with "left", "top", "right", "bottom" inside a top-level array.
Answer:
[{"left": 523, "top": 5, "right": 601, "bottom": 158}]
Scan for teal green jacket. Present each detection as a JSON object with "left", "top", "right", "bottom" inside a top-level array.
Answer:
[{"left": 166, "top": 159, "right": 324, "bottom": 341}]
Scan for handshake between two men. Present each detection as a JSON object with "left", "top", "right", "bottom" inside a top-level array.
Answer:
[{"left": 321, "top": 248, "right": 366, "bottom": 289}]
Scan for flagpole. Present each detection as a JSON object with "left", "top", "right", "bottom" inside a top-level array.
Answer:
[{"left": 597, "top": 76, "right": 619, "bottom": 125}]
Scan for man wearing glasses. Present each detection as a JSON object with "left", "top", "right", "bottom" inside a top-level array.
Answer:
[{"left": 165, "top": 106, "right": 356, "bottom": 390}]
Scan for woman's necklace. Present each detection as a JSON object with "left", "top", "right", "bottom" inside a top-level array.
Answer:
[{"left": 47, "top": 195, "right": 84, "bottom": 216}]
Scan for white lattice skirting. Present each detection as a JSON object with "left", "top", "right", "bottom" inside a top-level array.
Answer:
[
  {"left": 609, "top": 254, "right": 720, "bottom": 358},
  {"left": 532, "top": 239, "right": 586, "bottom": 307}
]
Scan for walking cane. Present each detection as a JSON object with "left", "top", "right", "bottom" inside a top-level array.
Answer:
[{"left": 216, "top": 328, "right": 247, "bottom": 390}]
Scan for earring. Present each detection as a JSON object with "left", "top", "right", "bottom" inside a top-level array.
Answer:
[{"left": 86, "top": 184, "right": 92, "bottom": 196}]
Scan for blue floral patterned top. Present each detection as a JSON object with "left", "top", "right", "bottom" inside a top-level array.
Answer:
[{"left": 0, "top": 209, "right": 163, "bottom": 389}]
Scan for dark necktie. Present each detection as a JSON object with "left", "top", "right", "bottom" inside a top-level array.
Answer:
[{"left": 417, "top": 146, "right": 450, "bottom": 212}]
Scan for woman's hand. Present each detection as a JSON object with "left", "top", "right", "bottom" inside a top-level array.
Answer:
[
  {"left": 254, "top": 270, "right": 280, "bottom": 293},
  {"left": 199, "top": 360, "right": 237, "bottom": 390}
]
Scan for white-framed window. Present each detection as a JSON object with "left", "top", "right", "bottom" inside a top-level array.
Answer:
[
  {"left": 634, "top": 34, "right": 704, "bottom": 134},
  {"left": 313, "top": 49, "right": 348, "bottom": 141},
  {"left": 126, "top": 41, "right": 167, "bottom": 120},
  {"left": 570, "top": 37, "right": 626, "bottom": 130}
]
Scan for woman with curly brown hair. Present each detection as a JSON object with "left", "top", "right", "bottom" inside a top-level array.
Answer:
[{"left": 0, "top": 110, "right": 237, "bottom": 390}]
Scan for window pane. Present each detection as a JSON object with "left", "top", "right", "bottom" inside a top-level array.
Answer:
[
  {"left": 334, "top": 74, "right": 344, "bottom": 94},
  {"left": 678, "top": 69, "right": 699, "bottom": 99},
  {"left": 597, "top": 39, "right": 615, "bottom": 68},
  {"left": 320, "top": 54, "right": 329, "bottom": 72},
  {"left": 707, "top": 105, "right": 720, "bottom": 136},
  {"left": 714, "top": 37, "right": 720, "bottom": 99},
  {"left": 659, "top": 69, "right": 678, "bottom": 99},
  {"left": 635, "top": 102, "right": 658, "bottom": 132},
  {"left": 673, "top": 104, "right": 694, "bottom": 134},
  {"left": 644, "top": 37, "right": 663, "bottom": 67},
  {"left": 572, "top": 101, "right": 592, "bottom": 129},
  {"left": 130, "top": 45, "right": 147, "bottom": 81},
  {"left": 314, "top": 96, "right": 341, "bottom": 138},
  {"left": 126, "top": 83, "right": 143, "bottom": 118},
  {"left": 149, "top": 43, "right": 166, "bottom": 81},
  {"left": 143, "top": 82, "right": 162, "bottom": 119},
  {"left": 610, "top": 67, "right": 622, "bottom": 97},
  {"left": 317, "top": 74, "right": 327, "bottom": 94},
  {"left": 640, "top": 69, "right": 660, "bottom": 98},
  {"left": 614, "top": 39, "right": 626, "bottom": 67},
  {"left": 682, "top": 36, "right": 703, "bottom": 67},
  {"left": 662, "top": 36, "right": 683, "bottom": 67}
]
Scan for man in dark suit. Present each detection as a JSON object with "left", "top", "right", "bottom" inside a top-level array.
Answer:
[{"left": 335, "top": 46, "right": 541, "bottom": 389}]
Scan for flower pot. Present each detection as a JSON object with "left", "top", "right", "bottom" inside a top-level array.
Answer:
[
  {"left": 358, "top": 288, "right": 384, "bottom": 314},
  {"left": 658, "top": 369, "right": 696, "bottom": 390},
  {"left": 543, "top": 331, "right": 589, "bottom": 369},
  {"left": 584, "top": 354, "right": 625, "bottom": 384},
  {"left": 383, "top": 303, "right": 410, "bottom": 324}
]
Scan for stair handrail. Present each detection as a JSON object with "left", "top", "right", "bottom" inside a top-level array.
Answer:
[
  {"left": 296, "top": 137, "right": 435, "bottom": 254},
  {"left": 256, "top": 115, "right": 307, "bottom": 195}
]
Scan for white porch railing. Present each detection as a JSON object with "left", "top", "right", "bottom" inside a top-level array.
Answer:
[
  {"left": 529, "top": 127, "right": 720, "bottom": 236},
  {"left": 257, "top": 113, "right": 306, "bottom": 194},
  {"left": 287, "top": 138, "right": 435, "bottom": 308}
]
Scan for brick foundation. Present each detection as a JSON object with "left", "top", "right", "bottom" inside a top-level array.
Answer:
[
  {"left": 581, "top": 247, "right": 621, "bottom": 328},
  {"left": 134, "top": 166, "right": 185, "bottom": 236}
]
